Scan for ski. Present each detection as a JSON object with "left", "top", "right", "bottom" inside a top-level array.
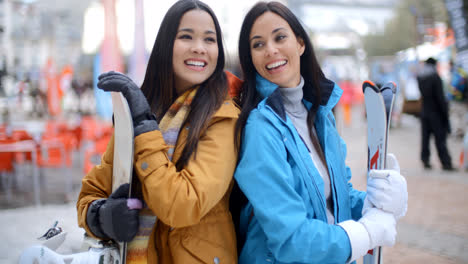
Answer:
[
  {"left": 110, "top": 92, "right": 135, "bottom": 264},
  {"left": 362, "top": 81, "right": 396, "bottom": 264}
]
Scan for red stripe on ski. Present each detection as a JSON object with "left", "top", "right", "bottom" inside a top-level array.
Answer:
[{"left": 370, "top": 149, "right": 379, "bottom": 170}]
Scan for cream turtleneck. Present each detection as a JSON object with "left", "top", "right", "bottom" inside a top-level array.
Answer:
[{"left": 279, "top": 77, "right": 334, "bottom": 224}]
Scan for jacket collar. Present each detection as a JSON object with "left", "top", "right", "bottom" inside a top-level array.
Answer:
[{"left": 256, "top": 73, "right": 340, "bottom": 121}]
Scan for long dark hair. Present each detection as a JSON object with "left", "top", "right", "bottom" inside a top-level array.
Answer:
[
  {"left": 235, "top": 1, "right": 325, "bottom": 147},
  {"left": 140, "top": 0, "right": 227, "bottom": 169}
]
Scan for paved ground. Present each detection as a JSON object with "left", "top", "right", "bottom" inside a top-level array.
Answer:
[
  {"left": 0, "top": 106, "right": 467, "bottom": 263},
  {"left": 339, "top": 106, "right": 468, "bottom": 264}
]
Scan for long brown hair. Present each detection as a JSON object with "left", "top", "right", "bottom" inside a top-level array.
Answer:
[
  {"left": 140, "top": 0, "right": 227, "bottom": 169},
  {"left": 235, "top": 1, "right": 325, "bottom": 148}
]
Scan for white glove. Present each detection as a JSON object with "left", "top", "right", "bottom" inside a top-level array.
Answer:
[
  {"left": 359, "top": 208, "right": 396, "bottom": 248},
  {"left": 365, "top": 153, "right": 408, "bottom": 219},
  {"left": 338, "top": 208, "right": 396, "bottom": 263}
]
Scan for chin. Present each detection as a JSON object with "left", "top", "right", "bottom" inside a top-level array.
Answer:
[
  {"left": 186, "top": 77, "right": 207, "bottom": 87},
  {"left": 191, "top": 77, "right": 207, "bottom": 86},
  {"left": 270, "top": 78, "right": 287, "bottom": 87}
]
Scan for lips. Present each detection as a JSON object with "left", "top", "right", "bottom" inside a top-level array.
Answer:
[
  {"left": 185, "top": 59, "right": 206, "bottom": 67},
  {"left": 266, "top": 60, "right": 287, "bottom": 70}
]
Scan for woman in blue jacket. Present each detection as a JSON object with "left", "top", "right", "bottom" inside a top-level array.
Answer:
[{"left": 233, "top": 2, "right": 408, "bottom": 263}]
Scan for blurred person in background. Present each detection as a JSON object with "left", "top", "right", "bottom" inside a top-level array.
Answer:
[
  {"left": 0, "top": 56, "right": 6, "bottom": 97},
  {"left": 71, "top": 77, "right": 92, "bottom": 115},
  {"left": 29, "top": 73, "right": 44, "bottom": 118},
  {"left": 417, "top": 57, "right": 454, "bottom": 171},
  {"left": 447, "top": 60, "right": 467, "bottom": 139},
  {"left": 233, "top": 2, "right": 407, "bottom": 263},
  {"left": 337, "top": 78, "right": 354, "bottom": 127},
  {"left": 77, "top": 0, "right": 241, "bottom": 263}
]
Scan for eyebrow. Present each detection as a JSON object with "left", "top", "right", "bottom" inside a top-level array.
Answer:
[
  {"left": 250, "top": 27, "right": 286, "bottom": 42},
  {"left": 178, "top": 28, "right": 216, "bottom": 35}
]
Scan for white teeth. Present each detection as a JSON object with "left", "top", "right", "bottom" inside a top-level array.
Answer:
[
  {"left": 266, "top": 60, "right": 286, "bottom": 69},
  {"left": 186, "top": 60, "right": 205, "bottom": 67}
]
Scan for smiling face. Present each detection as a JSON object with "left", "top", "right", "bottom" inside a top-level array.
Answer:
[
  {"left": 249, "top": 12, "right": 305, "bottom": 88},
  {"left": 173, "top": 10, "right": 219, "bottom": 95}
]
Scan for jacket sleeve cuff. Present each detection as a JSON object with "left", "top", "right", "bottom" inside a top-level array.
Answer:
[
  {"left": 134, "top": 119, "right": 159, "bottom": 137},
  {"left": 338, "top": 220, "right": 370, "bottom": 263},
  {"left": 86, "top": 199, "right": 110, "bottom": 239}
]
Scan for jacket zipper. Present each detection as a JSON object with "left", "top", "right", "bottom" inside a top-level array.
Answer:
[
  {"left": 265, "top": 104, "right": 328, "bottom": 220},
  {"left": 329, "top": 166, "right": 339, "bottom": 223}
]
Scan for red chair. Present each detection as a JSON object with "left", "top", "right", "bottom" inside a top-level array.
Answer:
[
  {"left": 83, "top": 133, "right": 111, "bottom": 175},
  {"left": 11, "top": 129, "right": 34, "bottom": 164},
  {"left": 69, "top": 126, "right": 82, "bottom": 151},
  {"left": 79, "top": 116, "right": 113, "bottom": 169},
  {"left": 35, "top": 132, "right": 75, "bottom": 196},
  {"left": 37, "top": 134, "right": 72, "bottom": 168},
  {"left": 0, "top": 138, "right": 16, "bottom": 200},
  {"left": 0, "top": 125, "right": 6, "bottom": 139},
  {"left": 0, "top": 138, "right": 15, "bottom": 172}
]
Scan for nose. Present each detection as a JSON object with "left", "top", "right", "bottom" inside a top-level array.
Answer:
[
  {"left": 265, "top": 42, "right": 278, "bottom": 57},
  {"left": 190, "top": 40, "right": 206, "bottom": 54}
]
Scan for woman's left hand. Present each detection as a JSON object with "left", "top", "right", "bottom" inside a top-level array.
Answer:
[
  {"left": 364, "top": 153, "right": 408, "bottom": 220},
  {"left": 97, "top": 71, "right": 159, "bottom": 136},
  {"left": 97, "top": 71, "right": 150, "bottom": 119}
]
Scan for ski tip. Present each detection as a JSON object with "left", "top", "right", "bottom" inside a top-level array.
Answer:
[
  {"left": 381, "top": 82, "right": 397, "bottom": 93},
  {"left": 362, "top": 80, "right": 380, "bottom": 93}
]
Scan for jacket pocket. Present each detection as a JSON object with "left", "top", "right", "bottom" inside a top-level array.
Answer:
[{"left": 176, "top": 235, "right": 234, "bottom": 264}]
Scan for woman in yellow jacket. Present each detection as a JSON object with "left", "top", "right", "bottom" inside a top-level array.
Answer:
[{"left": 76, "top": 0, "right": 240, "bottom": 263}]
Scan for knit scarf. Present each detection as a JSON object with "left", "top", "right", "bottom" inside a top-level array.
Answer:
[
  {"left": 126, "top": 87, "right": 198, "bottom": 264},
  {"left": 159, "top": 87, "right": 198, "bottom": 160}
]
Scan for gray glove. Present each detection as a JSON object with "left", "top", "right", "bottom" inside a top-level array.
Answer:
[
  {"left": 86, "top": 184, "right": 141, "bottom": 242},
  {"left": 97, "top": 71, "right": 159, "bottom": 136}
]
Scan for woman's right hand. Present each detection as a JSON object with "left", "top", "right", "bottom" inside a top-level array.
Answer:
[
  {"left": 98, "top": 183, "right": 141, "bottom": 242},
  {"left": 86, "top": 183, "right": 141, "bottom": 242}
]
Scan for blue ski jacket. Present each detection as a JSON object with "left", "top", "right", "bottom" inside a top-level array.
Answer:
[{"left": 234, "top": 74, "right": 366, "bottom": 264}]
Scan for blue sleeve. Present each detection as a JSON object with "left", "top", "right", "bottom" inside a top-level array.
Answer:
[{"left": 235, "top": 110, "right": 351, "bottom": 264}]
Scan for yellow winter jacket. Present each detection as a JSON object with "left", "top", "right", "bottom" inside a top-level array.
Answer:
[{"left": 77, "top": 98, "right": 240, "bottom": 264}]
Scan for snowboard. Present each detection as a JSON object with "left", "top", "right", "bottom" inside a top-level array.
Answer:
[
  {"left": 17, "top": 93, "right": 134, "bottom": 264},
  {"left": 19, "top": 241, "right": 120, "bottom": 264},
  {"left": 18, "top": 221, "right": 120, "bottom": 264},
  {"left": 362, "top": 80, "right": 396, "bottom": 264},
  {"left": 111, "top": 92, "right": 135, "bottom": 264}
]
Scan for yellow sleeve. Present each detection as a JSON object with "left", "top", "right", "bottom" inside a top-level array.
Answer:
[{"left": 76, "top": 135, "right": 114, "bottom": 238}]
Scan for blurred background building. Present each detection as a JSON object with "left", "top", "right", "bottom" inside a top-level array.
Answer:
[
  {"left": 1, "top": 0, "right": 466, "bottom": 166},
  {"left": 0, "top": 1, "right": 467, "bottom": 262},
  {"left": 0, "top": 0, "right": 463, "bottom": 117},
  {"left": 0, "top": 0, "right": 466, "bottom": 187}
]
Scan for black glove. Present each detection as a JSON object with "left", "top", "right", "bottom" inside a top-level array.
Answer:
[
  {"left": 86, "top": 183, "right": 140, "bottom": 242},
  {"left": 97, "top": 71, "right": 159, "bottom": 136}
]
